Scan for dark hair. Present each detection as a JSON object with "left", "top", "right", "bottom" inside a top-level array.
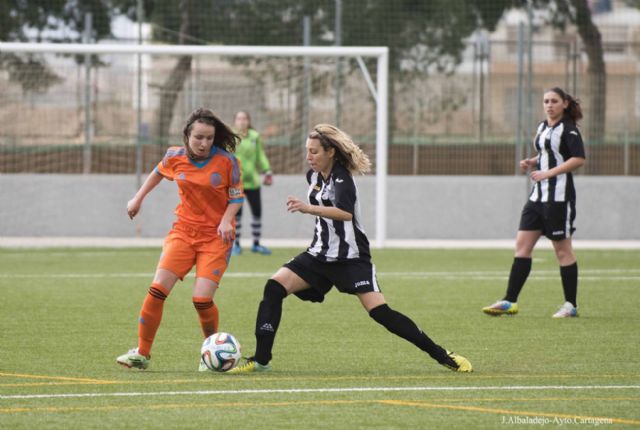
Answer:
[
  {"left": 182, "top": 108, "right": 239, "bottom": 158},
  {"left": 547, "top": 87, "right": 583, "bottom": 125},
  {"left": 234, "top": 110, "right": 253, "bottom": 130}
]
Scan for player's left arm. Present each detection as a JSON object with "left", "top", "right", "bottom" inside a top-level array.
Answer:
[
  {"left": 256, "top": 135, "right": 273, "bottom": 185},
  {"left": 218, "top": 201, "right": 243, "bottom": 244},
  {"left": 218, "top": 156, "right": 245, "bottom": 243}
]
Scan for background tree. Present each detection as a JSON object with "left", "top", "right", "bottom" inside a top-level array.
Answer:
[
  {"left": 526, "top": 0, "right": 606, "bottom": 143},
  {"left": 0, "top": 0, "right": 113, "bottom": 93}
]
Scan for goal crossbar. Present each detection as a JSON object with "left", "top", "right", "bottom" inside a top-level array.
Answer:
[{"left": 0, "top": 42, "right": 389, "bottom": 247}]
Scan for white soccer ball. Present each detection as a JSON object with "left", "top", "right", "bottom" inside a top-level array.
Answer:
[{"left": 200, "top": 332, "right": 242, "bottom": 372}]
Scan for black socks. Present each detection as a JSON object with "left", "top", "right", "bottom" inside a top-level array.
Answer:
[
  {"left": 369, "top": 304, "right": 448, "bottom": 363},
  {"left": 254, "top": 279, "right": 287, "bottom": 365},
  {"left": 560, "top": 262, "right": 578, "bottom": 307},
  {"left": 504, "top": 257, "right": 532, "bottom": 303}
]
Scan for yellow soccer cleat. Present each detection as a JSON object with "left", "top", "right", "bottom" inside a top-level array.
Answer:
[
  {"left": 227, "top": 358, "right": 271, "bottom": 374},
  {"left": 441, "top": 350, "right": 473, "bottom": 373},
  {"left": 482, "top": 300, "right": 519, "bottom": 316}
]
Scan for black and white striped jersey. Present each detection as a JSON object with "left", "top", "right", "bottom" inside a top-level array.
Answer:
[
  {"left": 529, "top": 119, "right": 586, "bottom": 203},
  {"left": 305, "top": 163, "right": 371, "bottom": 262}
]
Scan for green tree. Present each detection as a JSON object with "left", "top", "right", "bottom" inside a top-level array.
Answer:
[
  {"left": 526, "top": 0, "right": 606, "bottom": 143},
  {"left": 118, "top": 0, "right": 511, "bottom": 143},
  {"left": 0, "top": 0, "right": 114, "bottom": 93}
]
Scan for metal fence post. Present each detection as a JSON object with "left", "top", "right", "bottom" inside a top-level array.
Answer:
[{"left": 83, "top": 13, "right": 93, "bottom": 174}]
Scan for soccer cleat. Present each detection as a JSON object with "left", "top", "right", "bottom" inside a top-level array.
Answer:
[
  {"left": 231, "top": 243, "right": 242, "bottom": 256},
  {"left": 439, "top": 350, "right": 473, "bottom": 373},
  {"left": 552, "top": 301, "right": 578, "bottom": 318},
  {"left": 482, "top": 300, "right": 519, "bottom": 316},
  {"left": 227, "top": 357, "right": 271, "bottom": 374},
  {"left": 251, "top": 244, "right": 272, "bottom": 255},
  {"left": 198, "top": 358, "right": 209, "bottom": 372},
  {"left": 116, "top": 347, "right": 150, "bottom": 370}
]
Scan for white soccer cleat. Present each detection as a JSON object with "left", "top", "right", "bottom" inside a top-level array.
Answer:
[
  {"left": 552, "top": 301, "right": 578, "bottom": 318},
  {"left": 116, "top": 347, "right": 150, "bottom": 370}
]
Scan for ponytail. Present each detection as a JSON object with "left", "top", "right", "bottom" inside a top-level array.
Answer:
[{"left": 548, "top": 87, "right": 583, "bottom": 125}]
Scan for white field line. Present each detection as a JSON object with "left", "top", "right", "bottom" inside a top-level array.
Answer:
[
  {"left": 3, "top": 238, "right": 640, "bottom": 250},
  {"left": 2, "top": 385, "right": 639, "bottom": 401},
  {"left": 1, "top": 269, "right": 640, "bottom": 281}
]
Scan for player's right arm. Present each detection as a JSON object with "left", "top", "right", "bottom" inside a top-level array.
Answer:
[
  {"left": 128, "top": 148, "right": 179, "bottom": 219},
  {"left": 519, "top": 155, "right": 539, "bottom": 172},
  {"left": 127, "top": 171, "right": 164, "bottom": 219}
]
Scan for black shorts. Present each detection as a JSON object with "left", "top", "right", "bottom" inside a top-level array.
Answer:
[
  {"left": 519, "top": 200, "right": 576, "bottom": 241},
  {"left": 283, "top": 252, "right": 381, "bottom": 303}
]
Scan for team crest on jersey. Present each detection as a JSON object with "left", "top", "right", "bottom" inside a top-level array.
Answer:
[
  {"left": 229, "top": 187, "right": 242, "bottom": 198},
  {"left": 210, "top": 173, "right": 222, "bottom": 186},
  {"left": 177, "top": 173, "right": 186, "bottom": 180}
]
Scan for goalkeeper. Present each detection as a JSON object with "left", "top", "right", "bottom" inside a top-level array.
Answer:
[{"left": 232, "top": 110, "right": 273, "bottom": 256}]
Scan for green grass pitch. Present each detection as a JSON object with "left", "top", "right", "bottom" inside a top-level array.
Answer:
[{"left": 1, "top": 247, "right": 639, "bottom": 429}]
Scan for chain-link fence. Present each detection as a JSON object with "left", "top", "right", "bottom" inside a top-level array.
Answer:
[{"left": 1, "top": 0, "right": 639, "bottom": 175}]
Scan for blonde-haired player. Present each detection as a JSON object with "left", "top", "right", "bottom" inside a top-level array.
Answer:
[{"left": 230, "top": 124, "right": 472, "bottom": 373}]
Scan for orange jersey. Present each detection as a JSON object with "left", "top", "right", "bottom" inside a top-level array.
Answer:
[{"left": 154, "top": 146, "right": 244, "bottom": 229}]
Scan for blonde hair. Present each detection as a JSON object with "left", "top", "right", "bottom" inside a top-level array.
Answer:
[{"left": 308, "top": 124, "right": 371, "bottom": 175}]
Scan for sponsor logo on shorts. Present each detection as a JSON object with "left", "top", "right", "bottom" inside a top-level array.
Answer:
[
  {"left": 355, "top": 280, "right": 371, "bottom": 288},
  {"left": 336, "top": 178, "right": 344, "bottom": 183},
  {"left": 552, "top": 230, "right": 565, "bottom": 235}
]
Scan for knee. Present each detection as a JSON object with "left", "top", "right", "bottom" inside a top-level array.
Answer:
[
  {"left": 263, "top": 279, "right": 287, "bottom": 303},
  {"left": 514, "top": 241, "right": 533, "bottom": 258},
  {"left": 554, "top": 247, "right": 574, "bottom": 264}
]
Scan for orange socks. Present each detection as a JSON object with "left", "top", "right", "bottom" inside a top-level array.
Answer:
[
  {"left": 193, "top": 297, "right": 219, "bottom": 338},
  {"left": 137, "top": 283, "right": 169, "bottom": 358}
]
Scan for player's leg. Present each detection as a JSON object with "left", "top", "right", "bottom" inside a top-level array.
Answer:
[
  {"left": 544, "top": 201, "right": 578, "bottom": 317},
  {"left": 230, "top": 262, "right": 317, "bottom": 374},
  {"left": 247, "top": 188, "right": 271, "bottom": 255},
  {"left": 359, "top": 292, "right": 472, "bottom": 372},
  {"left": 483, "top": 201, "right": 543, "bottom": 315},
  {"left": 117, "top": 230, "right": 193, "bottom": 369},
  {"left": 255, "top": 268, "right": 309, "bottom": 362},
  {"left": 505, "top": 229, "right": 541, "bottom": 300},
  {"left": 193, "top": 238, "right": 233, "bottom": 340},
  {"left": 551, "top": 238, "right": 579, "bottom": 317},
  {"left": 232, "top": 204, "right": 243, "bottom": 255},
  {"left": 117, "top": 268, "right": 180, "bottom": 369},
  {"left": 192, "top": 277, "right": 220, "bottom": 338}
]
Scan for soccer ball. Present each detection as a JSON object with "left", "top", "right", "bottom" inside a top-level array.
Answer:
[{"left": 200, "top": 332, "right": 242, "bottom": 372}]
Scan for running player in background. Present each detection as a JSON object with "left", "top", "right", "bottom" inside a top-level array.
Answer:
[
  {"left": 116, "top": 108, "right": 243, "bottom": 370},
  {"left": 483, "top": 87, "right": 586, "bottom": 318},
  {"left": 232, "top": 111, "right": 273, "bottom": 256},
  {"left": 230, "top": 124, "right": 472, "bottom": 374}
]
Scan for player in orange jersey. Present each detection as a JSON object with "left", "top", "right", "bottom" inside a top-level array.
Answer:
[{"left": 116, "top": 108, "right": 244, "bottom": 370}]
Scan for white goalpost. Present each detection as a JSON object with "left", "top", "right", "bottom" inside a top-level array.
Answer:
[{"left": 0, "top": 42, "right": 389, "bottom": 247}]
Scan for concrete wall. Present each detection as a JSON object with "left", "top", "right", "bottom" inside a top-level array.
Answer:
[{"left": 1, "top": 174, "right": 638, "bottom": 240}]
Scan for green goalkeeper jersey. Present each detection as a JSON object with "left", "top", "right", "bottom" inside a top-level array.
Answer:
[{"left": 235, "top": 128, "right": 271, "bottom": 190}]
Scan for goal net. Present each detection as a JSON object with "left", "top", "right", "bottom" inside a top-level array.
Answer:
[{"left": 0, "top": 42, "right": 389, "bottom": 244}]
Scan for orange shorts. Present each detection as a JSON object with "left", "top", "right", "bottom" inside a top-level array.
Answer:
[{"left": 157, "top": 223, "right": 233, "bottom": 284}]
